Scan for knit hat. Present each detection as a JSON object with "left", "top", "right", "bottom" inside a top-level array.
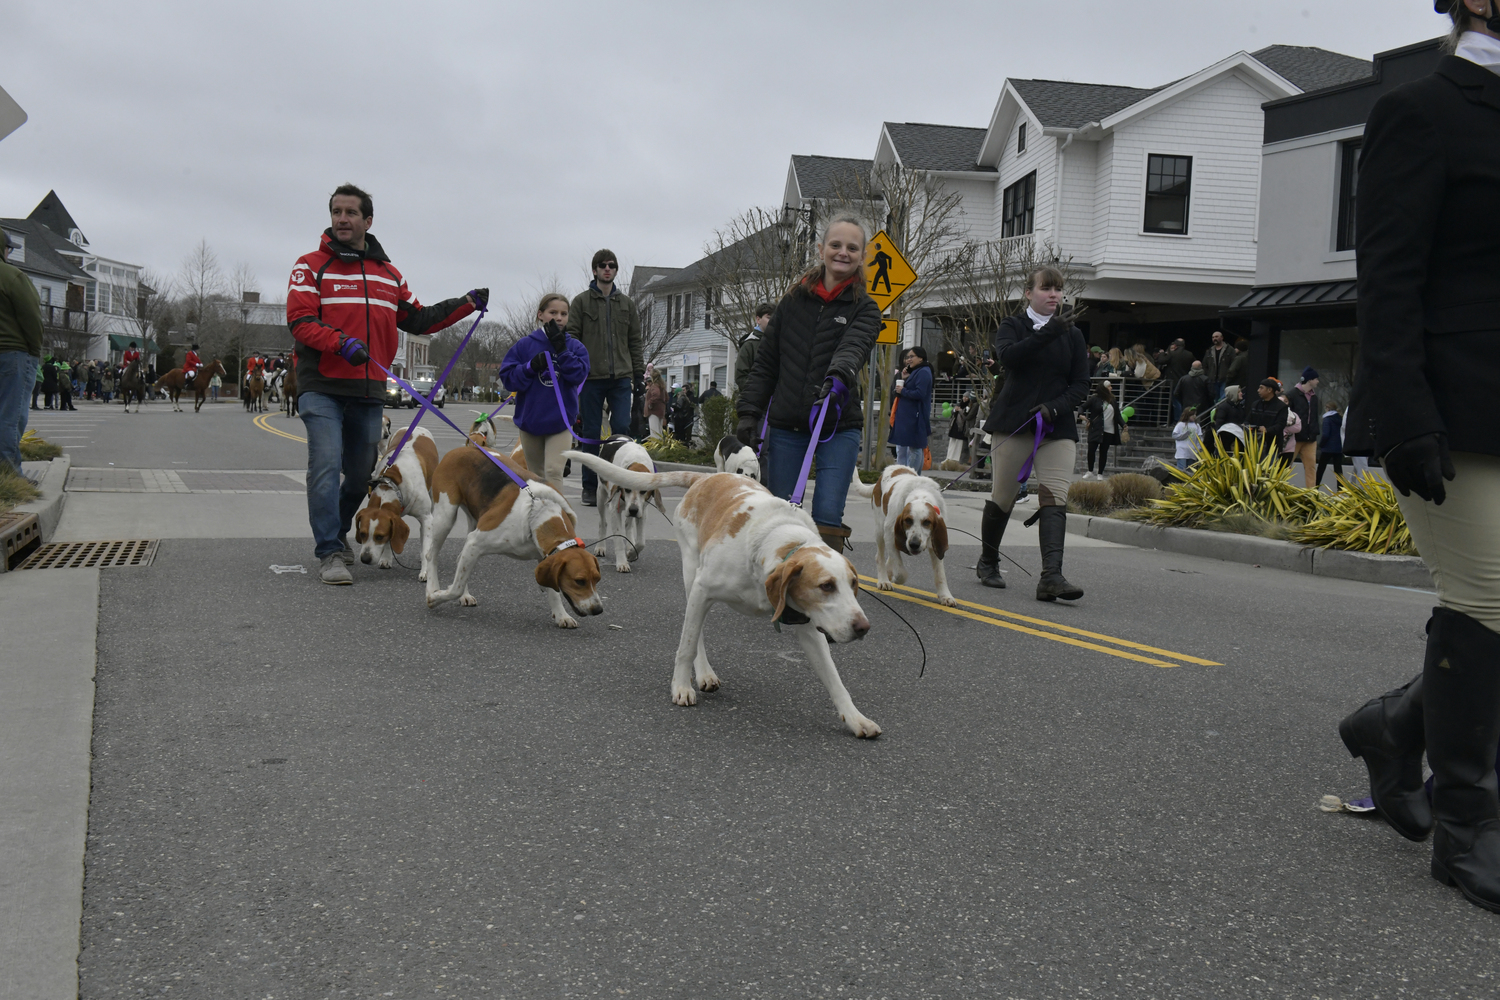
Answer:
[
  {"left": 1301, "top": 366, "right": 1319, "bottom": 382},
  {"left": 1260, "top": 377, "right": 1281, "bottom": 391}
]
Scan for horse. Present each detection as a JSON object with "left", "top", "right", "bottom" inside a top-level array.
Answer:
[
  {"left": 281, "top": 361, "right": 299, "bottom": 418},
  {"left": 154, "top": 359, "right": 226, "bottom": 413},
  {"left": 244, "top": 372, "right": 266, "bottom": 413},
  {"left": 119, "top": 358, "right": 149, "bottom": 413}
]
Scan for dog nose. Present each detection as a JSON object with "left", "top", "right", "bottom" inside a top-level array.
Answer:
[
  {"left": 852, "top": 616, "right": 870, "bottom": 639},
  {"left": 360, "top": 552, "right": 372, "bottom": 564}
]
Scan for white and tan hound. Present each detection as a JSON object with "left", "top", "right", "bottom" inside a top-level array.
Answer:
[
  {"left": 853, "top": 464, "right": 955, "bottom": 606},
  {"left": 353, "top": 426, "right": 440, "bottom": 576},
  {"left": 592, "top": 435, "right": 668, "bottom": 573},
  {"left": 424, "top": 447, "right": 602, "bottom": 628},
  {"left": 566, "top": 451, "right": 878, "bottom": 737}
]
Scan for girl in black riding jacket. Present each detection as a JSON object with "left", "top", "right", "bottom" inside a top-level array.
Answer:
[
  {"left": 736, "top": 215, "right": 880, "bottom": 552},
  {"left": 975, "top": 266, "right": 1090, "bottom": 601}
]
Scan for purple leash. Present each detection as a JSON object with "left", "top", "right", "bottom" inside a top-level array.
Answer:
[
  {"left": 1015, "top": 411, "right": 1051, "bottom": 483},
  {"left": 788, "top": 396, "right": 832, "bottom": 508},
  {"left": 543, "top": 352, "right": 606, "bottom": 445},
  {"left": 387, "top": 304, "right": 487, "bottom": 464},
  {"left": 370, "top": 357, "right": 530, "bottom": 492}
]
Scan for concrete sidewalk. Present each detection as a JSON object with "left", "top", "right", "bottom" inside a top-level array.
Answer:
[{"left": 0, "top": 569, "right": 99, "bottom": 1000}]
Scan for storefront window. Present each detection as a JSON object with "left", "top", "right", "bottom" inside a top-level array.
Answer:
[{"left": 1277, "top": 327, "right": 1359, "bottom": 409}]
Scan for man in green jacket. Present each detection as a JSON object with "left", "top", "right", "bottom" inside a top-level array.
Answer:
[
  {"left": 734, "top": 303, "right": 772, "bottom": 393},
  {"left": 567, "top": 248, "right": 642, "bottom": 505},
  {"left": 1, "top": 247, "right": 44, "bottom": 473}
]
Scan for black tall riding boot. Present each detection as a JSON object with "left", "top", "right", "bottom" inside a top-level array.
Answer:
[
  {"left": 1339, "top": 669, "right": 1430, "bottom": 841},
  {"left": 975, "top": 500, "right": 1006, "bottom": 588},
  {"left": 1035, "top": 505, "right": 1083, "bottom": 602},
  {"left": 1425, "top": 606, "right": 1500, "bottom": 913}
]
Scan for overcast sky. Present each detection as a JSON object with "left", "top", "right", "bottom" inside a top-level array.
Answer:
[{"left": 1, "top": 0, "right": 1441, "bottom": 308}]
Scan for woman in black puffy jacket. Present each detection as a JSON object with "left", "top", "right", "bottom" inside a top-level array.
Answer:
[
  {"left": 736, "top": 215, "right": 880, "bottom": 552},
  {"left": 975, "top": 266, "right": 1090, "bottom": 600}
]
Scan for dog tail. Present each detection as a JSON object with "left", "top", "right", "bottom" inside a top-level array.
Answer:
[
  {"left": 563, "top": 451, "right": 709, "bottom": 491},
  {"left": 851, "top": 465, "right": 875, "bottom": 498}
]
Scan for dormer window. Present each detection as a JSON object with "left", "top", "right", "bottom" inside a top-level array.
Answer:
[
  {"left": 1018, "top": 122, "right": 1027, "bottom": 155},
  {"left": 68, "top": 228, "right": 84, "bottom": 246}
]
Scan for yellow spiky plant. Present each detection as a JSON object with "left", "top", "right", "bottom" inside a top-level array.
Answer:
[
  {"left": 1133, "top": 429, "right": 1324, "bottom": 528},
  {"left": 1289, "top": 473, "right": 1416, "bottom": 556}
]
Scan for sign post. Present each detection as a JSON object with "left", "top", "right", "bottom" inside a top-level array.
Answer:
[{"left": 862, "top": 231, "right": 918, "bottom": 470}]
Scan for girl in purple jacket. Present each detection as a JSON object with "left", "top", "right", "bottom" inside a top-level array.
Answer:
[{"left": 500, "top": 293, "right": 591, "bottom": 487}]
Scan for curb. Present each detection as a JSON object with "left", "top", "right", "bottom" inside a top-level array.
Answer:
[
  {"left": 1062, "top": 512, "right": 1433, "bottom": 588},
  {"left": 16, "top": 454, "right": 70, "bottom": 539}
]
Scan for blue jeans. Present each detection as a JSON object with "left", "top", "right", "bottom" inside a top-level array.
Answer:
[
  {"left": 765, "top": 426, "right": 862, "bottom": 528},
  {"left": 299, "top": 392, "right": 385, "bottom": 558},
  {"left": 894, "top": 444, "right": 924, "bottom": 471},
  {"left": 577, "top": 377, "right": 633, "bottom": 494},
  {"left": 0, "top": 351, "right": 41, "bottom": 473}
]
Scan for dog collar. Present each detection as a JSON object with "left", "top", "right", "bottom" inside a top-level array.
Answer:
[
  {"left": 548, "top": 536, "right": 585, "bottom": 557},
  {"left": 368, "top": 473, "right": 401, "bottom": 496}
]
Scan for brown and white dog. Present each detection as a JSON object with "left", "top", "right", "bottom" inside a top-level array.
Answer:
[
  {"left": 853, "top": 464, "right": 955, "bottom": 606},
  {"left": 566, "top": 451, "right": 879, "bottom": 737},
  {"left": 593, "top": 435, "right": 667, "bottom": 573},
  {"left": 353, "top": 426, "right": 439, "bottom": 576},
  {"left": 466, "top": 411, "right": 500, "bottom": 448},
  {"left": 424, "top": 447, "right": 603, "bottom": 628}
]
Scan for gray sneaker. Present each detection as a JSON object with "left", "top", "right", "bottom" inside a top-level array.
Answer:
[
  {"left": 319, "top": 553, "right": 353, "bottom": 585},
  {"left": 338, "top": 541, "right": 356, "bottom": 565}
]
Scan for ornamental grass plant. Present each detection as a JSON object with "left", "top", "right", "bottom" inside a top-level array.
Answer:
[
  {"left": 1289, "top": 473, "right": 1416, "bottom": 556},
  {"left": 0, "top": 467, "right": 41, "bottom": 514},
  {"left": 19, "top": 430, "right": 62, "bottom": 462},
  {"left": 1131, "top": 429, "right": 1323, "bottom": 530}
]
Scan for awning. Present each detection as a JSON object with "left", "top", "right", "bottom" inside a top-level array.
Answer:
[
  {"left": 1227, "top": 280, "right": 1357, "bottom": 313},
  {"left": 107, "top": 334, "right": 160, "bottom": 354}
]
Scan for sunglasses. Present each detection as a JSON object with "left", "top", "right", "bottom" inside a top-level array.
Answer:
[{"left": 598, "top": 262, "right": 618, "bottom": 270}]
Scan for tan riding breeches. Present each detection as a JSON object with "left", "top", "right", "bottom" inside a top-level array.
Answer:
[
  {"left": 1294, "top": 440, "right": 1317, "bottom": 488},
  {"left": 1397, "top": 452, "right": 1500, "bottom": 635},
  {"left": 517, "top": 429, "right": 571, "bottom": 490},
  {"left": 990, "top": 435, "right": 1077, "bottom": 512}
]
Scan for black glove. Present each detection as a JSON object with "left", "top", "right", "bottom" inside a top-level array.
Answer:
[
  {"left": 543, "top": 319, "right": 567, "bottom": 354},
  {"left": 529, "top": 353, "right": 550, "bottom": 376},
  {"left": 468, "top": 288, "right": 489, "bottom": 310},
  {"left": 1382, "top": 432, "right": 1455, "bottom": 505},
  {"left": 337, "top": 336, "right": 369, "bottom": 366},
  {"left": 1029, "top": 403, "right": 1053, "bottom": 421},
  {"left": 1040, "top": 308, "right": 1072, "bottom": 337},
  {"left": 633, "top": 374, "right": 646, "bottom": 395},
  {"left": 735, "top": 414, "right": 762, "bottom": 450}
]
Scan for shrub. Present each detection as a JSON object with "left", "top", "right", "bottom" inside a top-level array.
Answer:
[
  {"left": 19, "top": 430, "right": 62, "bottom": 462},
  {"left": 1132, "top": 429, "right": 1323, "bottom": 527},
  {"left": 1108, "top": 472, "right": 1163, "bottom": 508},
  {"left": 0, "top": 467, "right": 40, "bottom": 513},
  {"left": 701, "top": 395, "right": 733, "bottom": 448},
  {"left": 1289, "top": 473, "right": 1416, "bottom": 556},
  {"left": 1067, "top": 479, "right": 1113, "bottom": 514}
]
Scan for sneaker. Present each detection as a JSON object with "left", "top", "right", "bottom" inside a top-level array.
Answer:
[
  {"left": 319, "top": 554, "right": 353, "bottom": 585},
  {"left": 338, "top": 541, "right": 355, "bottom": 565},
  {"left": 580, "top": 492, "right": 597, "bottom": 507}
]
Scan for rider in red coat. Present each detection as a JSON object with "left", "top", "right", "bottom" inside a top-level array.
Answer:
[
  {"left": 183, "top": 344, "right": 201, "bottom": 384},
  {"left": 122, "top": 343, "right": 141, "bottom": 368}
]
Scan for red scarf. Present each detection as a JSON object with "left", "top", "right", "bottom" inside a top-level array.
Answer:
[{"left": 811, "top": 276, "right": 857, "bottom": 302}]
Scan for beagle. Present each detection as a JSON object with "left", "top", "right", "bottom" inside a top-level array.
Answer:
[
  {"left": 466, "top": 412, "right": 499, "bottom": 448},
  {"left": 714, "top": 435, "right": 762, "bottom": 482},
  {"left": 424, "top": 446, "right": 603, "bottom": 628},
  {"left": 353, "top": 426, "right": 440, "bottom": 576},
  {"left": 593, "top": 435, "right": 668, "bottom": 573},
  {"left": 379, "top": 414, "right": 393, "bottom": 451},
  {"left": 566, "top": 451, "right": 879, "bottom": 737},
  {"left": 853, "top": 464, "right": 955, "bottom": 606}
]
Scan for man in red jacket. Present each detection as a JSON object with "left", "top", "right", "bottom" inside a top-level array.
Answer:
[{"left": 288, "top": 183, "right": 486, "bottom": 584}]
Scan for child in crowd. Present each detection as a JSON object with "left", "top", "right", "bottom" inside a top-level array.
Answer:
[
  {"left": 1172, "top": 406, "right": 1202, "bottom": 470},
  {"left": 499, "top": 293, "right": 590, "bottom": 488}
]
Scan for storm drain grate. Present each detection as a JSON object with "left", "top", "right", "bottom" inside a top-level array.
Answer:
[{"left": 16, "top": 539, "right": 159, "bottom": 570}]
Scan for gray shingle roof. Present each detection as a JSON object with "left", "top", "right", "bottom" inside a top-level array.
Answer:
[
  {"left": 28, "top": 190, "right": 87, "bottom": 245},
  {"left": 1009, "top": 79, "right": 1162, "bottom": 129},
  {"left": 0, "top": 219, "right": 91, "bottom": 283},
  {"left": 649, "top": 225, "right": 796, "bottom": 292},
  {"left": 628, "top": 265, "right": 682, "bottom": 297},
  {"left": 789, "top": 155, "right": 874, "bottom": 200},
  {"left": 883, "top": 123, "right": 994, "bottom": 173},
  {"left": 1251, "top": 45, "right": 1372, "bottom": 93}
]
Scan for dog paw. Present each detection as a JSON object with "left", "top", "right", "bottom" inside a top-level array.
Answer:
[
  {"left": 553, "top": 613, "right": 579, "bottom": 628},
  {"left": 425, "top": 592, "right": 446, "bottom": 609},
  {"left": 841, "top": 713, "right": 882, "bottom": 739},
  {"left": 615, "top": 562, "right": 631, "bottom": 574},
  {"left": 892, "top": 568, "right": 908, "bottom": 585},
  {"left": 671, "top": 683, "right": 699, "bottom": 707},
  {"left": 937, "top": 592, "right": 958, "bottom": 608},
  {"left": 696, "top": 669, "right": 720, "bottom": 693},
  {"left": 877, "top": 579, "right": 894, "bottom": 591},
  {"left": 460, "top": 592, "right": 478, "bottom": 607},
  {"left": 627, "top": 548, "right": 640, "bottom": 563},
  {"left": 378, "top": 561, "right": 392, "bottom": 570},
  {"left": 418, "top": 570, "right": 428, "bottom": 583}
]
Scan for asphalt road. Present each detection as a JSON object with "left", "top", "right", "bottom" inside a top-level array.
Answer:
[{"left": 55, "top": 403, "right": 1500, "bottom": 998}]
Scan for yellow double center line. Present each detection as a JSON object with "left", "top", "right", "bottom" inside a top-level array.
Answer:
[
  {"left": 856, "top": 576, "right": 1219, "bottom": 668},
  {"left": 253, "top": 411, "right": 307, "bottom": 443}
]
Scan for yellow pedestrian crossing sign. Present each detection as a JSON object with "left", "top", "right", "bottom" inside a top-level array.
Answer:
[
  {"left": 864, "top": 230, "right": 916, "bottom": 312},
  {"left": 876, "top": 319, "right": 900, "bottom": 345}
]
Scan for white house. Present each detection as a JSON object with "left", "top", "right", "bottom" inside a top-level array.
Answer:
[
  {"left": 631, "top": 264, "right": 731, "bottom": 395},
  {"left": 1223, "top": 37, "right": 1444, "bottom": 403},
  {"left": 783, "top": 45, "right": 1374, "bottom": 362}
]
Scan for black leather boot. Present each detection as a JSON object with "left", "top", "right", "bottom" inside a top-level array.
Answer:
[
  {"left": 1425, "top": 606, "right": 1500, "bottom": 913},
  {"left": 976, "top": 500, "right": 1006, "bottom": 588},
  {"left": 1339, "top": 669, "right": 1430, "bottom": 841},
  {"left": 1035, "top": 505, "right": 1083, "bottom": 602}
]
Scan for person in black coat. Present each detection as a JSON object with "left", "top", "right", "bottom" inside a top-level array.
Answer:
[
  {"left": 1339, "top": 0, "right": 1500, "bottom": 914},
  {"left": 1241, "top": 379, "right": 1289, "bottom": 460},
  {"left": 737, "top": 215, "right": 880, "bottom": 554},
  {"left": 974, "top": 266, "right": 1090, "bottom": 600}
]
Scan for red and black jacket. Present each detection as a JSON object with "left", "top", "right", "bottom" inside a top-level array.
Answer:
[{"left": 286, "top": 229, "right": 475, "bottom": 399}]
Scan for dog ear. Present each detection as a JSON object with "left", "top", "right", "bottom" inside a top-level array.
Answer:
[
  {"left": 893, "top": 505, "right": 911, "bottom": 555},
  {"left": 764, "top": 560, "right": 802, "bottom": 620},
  {"left": 389, "top": 514, "right": 411, "bottom": 554},
  {"left": 652, "top": 489, "right": 668, "bottom": 516},
  {"left": 931, "top": 511, "right": 948, "bottom": 560},
  {"left": 534, "top": 553, "right": 563, "bottom": 592},
  {"left": 354, "top": 508, "right": 372, "bottom": 544}
]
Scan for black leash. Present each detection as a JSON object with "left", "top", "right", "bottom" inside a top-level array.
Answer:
[
  {"left": 941, "top": 524, "right": 1033, "bottom": 577},
  {"left": 862, "top": 589, "right": 929, "bottom": 679}
]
